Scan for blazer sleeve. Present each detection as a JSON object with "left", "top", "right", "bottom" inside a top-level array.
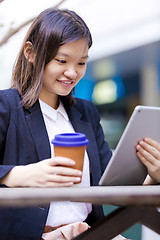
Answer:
[{"left": 0, "top": 91, "right": 15, "bottom": 180}]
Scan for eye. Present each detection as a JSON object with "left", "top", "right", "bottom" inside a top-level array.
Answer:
[
  {"left": 55, "top": 59, "right": 66, "bottom": 64},
  {"left": 79, "top": 62, "right": 86, "bottom": 66}
]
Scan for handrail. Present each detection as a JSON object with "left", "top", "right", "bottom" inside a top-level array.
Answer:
[{"left": 0, "top": 185, "right": 160, "bottom": 207}]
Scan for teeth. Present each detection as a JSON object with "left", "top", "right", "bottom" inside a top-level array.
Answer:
[
  {"left": 64, "top": 81, "right": 71, "bottom": 84},
  {"left": 58, "top": 80, "right": 72, "bottom": 84}
]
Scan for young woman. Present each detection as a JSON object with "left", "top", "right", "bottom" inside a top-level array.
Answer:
[
  {"left": 0, "top": 7, "right": 159, "bottom": 240},
  {"left": 0, "top": 8, "right": 113, "bottom": 240}
]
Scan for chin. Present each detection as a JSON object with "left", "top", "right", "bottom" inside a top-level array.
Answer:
[{"left": 58, "top": 91, "right": 72, "bottom": 96}]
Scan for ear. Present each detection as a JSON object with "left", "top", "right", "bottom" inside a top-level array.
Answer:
[{"left": 23, "top": 41, "right": 35, "bottom": 63}]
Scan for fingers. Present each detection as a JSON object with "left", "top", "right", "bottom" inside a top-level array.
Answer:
[
  {"left": 45, "top": 157, "right": 76, "bottom": 167},
  {"left": 43, "top": 157, "right": 82, "bottom": 177},
  {"left": 36, "top": 174, "right": 81, "bottom": 187},
  {"left": 34, "top": 180, "right": 74, "bottom": 188},
  {"left": 33, "top": 157, "right": 82, "bottom": 187},
  {"left": 34, "top": 170, "right": 82, "bottom": 187},
  {"left": 136, "top": 147, "right": 153, "bottom": 169},
  {"left": 136, "top": 138, "right": 160, "bottom": 183},
  {"left": 144, "top": 137, "right": 160, "bottom": 152},
  {"left": 136, "top": 139, "right": 160, "bottom": 164},
  {"left": 47, "top": 173, "right": 81, "bottom": 184},
  {"left": 51, "top": 166, "right": 82, "bottom": 177},
  {"left": 43, "top": 182, "right": 74, "bottom": 187}
]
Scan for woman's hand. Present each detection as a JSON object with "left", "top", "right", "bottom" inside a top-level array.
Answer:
[
  {"left": 136, "top": 137, "right": 160, "bottom": 184},
  {"left": 1, "top": 157, "right": 82, "bottom": 187}
]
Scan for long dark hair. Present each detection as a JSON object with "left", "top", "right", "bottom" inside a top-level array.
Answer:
[{"left": 11, "top": 8, "right": 92, "bottom": 109}]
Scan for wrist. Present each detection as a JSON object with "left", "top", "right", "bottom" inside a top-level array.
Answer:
[
  {"left": 143, "top": 175, "right": 157, "bottom": 185},
  {"left": 0, "top": 166, "right": 27, "bottom": 187}
]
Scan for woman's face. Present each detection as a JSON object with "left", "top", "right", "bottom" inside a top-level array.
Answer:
[{"left": 39, "top": 38, "right": 89, "bottom": 108}]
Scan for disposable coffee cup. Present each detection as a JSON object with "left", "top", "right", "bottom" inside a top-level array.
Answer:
[{"left": 51, "top": 133, "right": 89, "bottom": 183}]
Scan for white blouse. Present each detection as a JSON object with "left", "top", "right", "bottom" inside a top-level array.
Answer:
[{"left": 39, "top": 99, "right": 92, "bottom": 227}]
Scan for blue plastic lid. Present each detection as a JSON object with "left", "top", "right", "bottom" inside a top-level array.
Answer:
[{"left": 51, "top": 133, "right": 89, "bottom": 147}]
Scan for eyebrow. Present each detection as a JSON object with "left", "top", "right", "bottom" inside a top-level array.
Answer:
[{"left": 56, "top": 52, "right": 89, "bottom": 59}]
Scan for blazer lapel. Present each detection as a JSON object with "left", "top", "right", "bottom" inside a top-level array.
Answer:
[
  {"left": 67, "top": 106, "right": 92, "bottom": 141},
  {"left": 24, "top": 101, "right": 51, "bottom": 161},
  {"left": 67, "top": 105, "right": 100, "bottom": 173}
]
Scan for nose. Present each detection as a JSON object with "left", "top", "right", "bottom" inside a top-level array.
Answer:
[{"left": 64, "top": 68, "right": 77, "bottom": 80}]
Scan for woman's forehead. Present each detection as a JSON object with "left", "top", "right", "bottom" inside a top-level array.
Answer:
[{"left": 56, "top": 39, "right": 89, "bottom": 58}]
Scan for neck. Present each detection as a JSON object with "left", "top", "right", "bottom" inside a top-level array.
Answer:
[{"left": 39, "top": 94, "right": 59, "bottom": 109}]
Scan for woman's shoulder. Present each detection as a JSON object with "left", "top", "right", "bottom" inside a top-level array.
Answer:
[
  {"left": 0, "top": 88, "right": 20, "bottom": 101},
  {"left": 0, "top": 88, "right": 21, "bottom": 108},
  {"left": 0, "top": 88, "right": 19, "bottom": 96}
]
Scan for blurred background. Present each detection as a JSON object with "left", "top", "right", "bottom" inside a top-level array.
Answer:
[{"left": 1, "top": 0, "right": 160, "bottom": 239}]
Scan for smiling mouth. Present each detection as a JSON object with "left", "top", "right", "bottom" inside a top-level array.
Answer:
[{"left": 57, "top": 79, "right": 74, "bottom": 85}]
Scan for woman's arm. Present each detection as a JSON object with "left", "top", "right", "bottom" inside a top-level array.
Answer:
[
  {"left": 0, "top": 157, "right": 82, "bottom": 187},
  {"left": 0, "top": 91, "right": 16, "bottom": 181}
]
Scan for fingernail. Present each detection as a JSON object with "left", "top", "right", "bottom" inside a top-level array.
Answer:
[
  {"left": 77, "top": 170, "right": 82, "bottom": 176},
  {"left": 70, "top": 160, "right": 75, "bottom": 165},
  {"left": 67, "top": 182, "right": 74, "bottom": 186},
  {"left": 75, "top": 177, "right": 81, "bottom": 182}
]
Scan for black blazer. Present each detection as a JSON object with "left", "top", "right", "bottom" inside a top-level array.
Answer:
[{"left": 0, "top": 89, "right": 112, "bottom": 240}]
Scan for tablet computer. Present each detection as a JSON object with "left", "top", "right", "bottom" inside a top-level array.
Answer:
[{"left": 99, "top": 105, "right": 160, "bottom": 186}]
